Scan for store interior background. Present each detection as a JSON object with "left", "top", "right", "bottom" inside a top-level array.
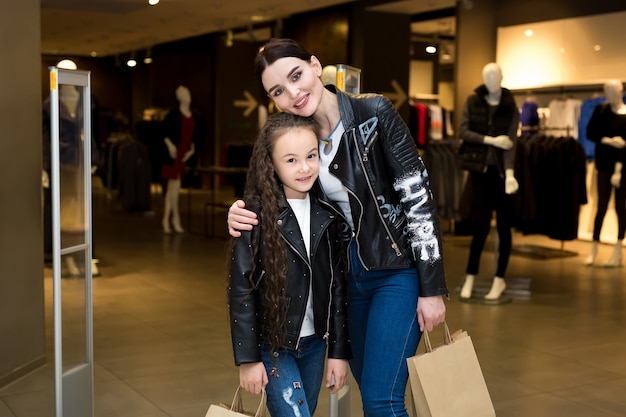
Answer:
[{"left": 4, "top": 0, "right": 626, "bottom": 415}]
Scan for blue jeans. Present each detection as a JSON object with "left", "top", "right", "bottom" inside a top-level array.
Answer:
[
  {"left": 348, "top": 242, "right": 421, "bottom": 417},
  {"left": 260, "top": 335, "right": 326, "bottom": 417}
]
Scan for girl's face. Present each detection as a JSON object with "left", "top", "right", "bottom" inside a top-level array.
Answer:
[
  {"left": 261, "top": 56, "right": 324, "bottom": 117},
  {"left": 271, "top": 127, "right": 319, "bottom": 199}
]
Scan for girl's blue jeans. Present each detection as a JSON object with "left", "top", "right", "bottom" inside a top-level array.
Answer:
[{"left": 260, "top": 335, "right": 326, "bottom": 417}]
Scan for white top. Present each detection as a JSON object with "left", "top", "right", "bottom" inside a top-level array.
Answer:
[
  {"left": 287, "top": 194, "right": 315, "bottom": 338},
  {"left": 546, "top": 98, "right": 582, "bottom": 139},
  {"left": 318, "top": 121, "right": 354, "bottom": 229}
]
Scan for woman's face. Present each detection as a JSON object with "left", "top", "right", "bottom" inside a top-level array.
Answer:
[{"left": 261, "top": 56, "right": 324, "bottom": 117}]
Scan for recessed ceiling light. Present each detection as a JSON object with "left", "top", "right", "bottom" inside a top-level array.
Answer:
[
  {"left": 524, "top": 29, "right": 534, "bottom": 37},
  {"left": 148, "top": 0, "right": 159, "bottom": 5},
  {"left": 57, "top": 59, "right": 77, "bottom": 70}
]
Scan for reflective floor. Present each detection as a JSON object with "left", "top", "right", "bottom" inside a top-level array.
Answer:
[{"left": 1, "top": 187, "right": 626, "bottom": 417}]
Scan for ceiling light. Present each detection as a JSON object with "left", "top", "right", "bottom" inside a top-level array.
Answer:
[
  {"left": 144, "top": 47, "right": 153, "bottom": 64},
  {"left": 524, "top": 29, "right": 534, "bottom": 37},
  {"left": 148, "top": 0, "right": 159, "bottom": 5},
  {"left": 425, "top": 45, "right": 437, "bottom": 54},
  {"left": 57, "top": 59, "right": 77, "bottom": 70},
  {"left": 593, "top": 45, "right": 601, "bottom": 52},
  {"left": 127, "top": 52, "right": 137, "bottom": 67},
  {"left": 225, "top": 30, "right": 233, "bottom": 47}
]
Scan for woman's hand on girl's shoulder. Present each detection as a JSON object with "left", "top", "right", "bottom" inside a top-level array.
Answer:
[{"left": 228, "top": 200, "right": 258, "bottom": 237}]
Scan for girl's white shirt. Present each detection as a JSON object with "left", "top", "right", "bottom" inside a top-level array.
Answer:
[{"left": 287, "top": 194, "right": 315, "bottom": 338}]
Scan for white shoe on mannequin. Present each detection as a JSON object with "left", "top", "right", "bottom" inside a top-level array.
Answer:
[
  {"left": 484, "top": 277, "right": 506, "bottom": 300},
  {"left": 460, "top": 274, "right": 475, "bottom": 299},
  {"left": 171, "top": 205, "right": 184, "bottom": 233},
  {"left": 605, "top": 241, "right": 623, "bottom": 267},
  {"left": 92, "top": 258, "right": 100, "bottom": 276},
  {"left": 65, "top": 256, "right": 80, "bottom": 276},
  {"left": 162, "top": 216, "right": 172, "bottom": 234},
  {"left": 584, "top": 241, "right": 599, "bottom": 266}
]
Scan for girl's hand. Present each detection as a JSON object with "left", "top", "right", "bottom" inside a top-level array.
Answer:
[{"left": 239, "top": 362, "right": 268, "bottom": 395}]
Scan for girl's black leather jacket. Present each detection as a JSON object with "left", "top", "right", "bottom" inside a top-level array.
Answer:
[
  {"left": 326, "top": 85, "right": 448, "bottom": 298},
  {"left": 228, "top": 191, "right": 351, "bottom": 366}
]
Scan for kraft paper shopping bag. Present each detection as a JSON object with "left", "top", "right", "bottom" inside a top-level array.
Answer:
[
  {"left": 205, "top": 386, "right": 266, "bottom": 417},
  {"left": 406, "top": 322, "right": 496, "bottom": 417}
]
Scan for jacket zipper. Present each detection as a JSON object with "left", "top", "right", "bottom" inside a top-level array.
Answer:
[
  {"left": 351, "top": 128, "right": 402, "bottom": 258},
  {"left": 323, "top": 234, "right": 333, "bottom": 342},
  {"left": 282, "top": 236, "right": 313, "bottom": 351},
  {"left": 362, "top": 130, "right": 378, "bottom": 162}
]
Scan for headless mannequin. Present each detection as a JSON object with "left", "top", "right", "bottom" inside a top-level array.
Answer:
[
  {"left": 585, "top": 79, "right": 626, "bottom": 267},
  {"left": 162, "top": 86, "right": 196, "bottom": 233},
  {"left": 60, "top": 84, "right": 79, "bottom": 116},
  {"left": 57, "top": 86, "right": 100, "bottom": 275},
  {"left": 59, "top": 86, "right": 81, "bottom": 275},
  {"left": 460, "top": 63, "right": 519, "bottom": 300},
  {"left": 321, "top": 65, "right": 338, "bottom": 86}
]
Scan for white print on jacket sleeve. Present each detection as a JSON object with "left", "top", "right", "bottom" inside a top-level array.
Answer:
[{"left": 394, "top": 169, "right": 441, "bottom": 262}]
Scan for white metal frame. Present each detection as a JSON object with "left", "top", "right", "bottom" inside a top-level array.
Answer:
[{"left": 49, "top": 66, "right": 94, "bottom": 417}]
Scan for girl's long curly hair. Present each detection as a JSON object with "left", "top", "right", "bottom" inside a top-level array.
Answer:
[{"left": 244, "top": 111, "right": 320, "bottom": 355}]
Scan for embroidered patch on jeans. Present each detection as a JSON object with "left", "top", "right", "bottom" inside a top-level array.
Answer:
[
  {"left": 293, "top": 382, "right": 301, "bottom": 389},
  {"left": 269, "top": 367, "right": 279, "bottom": 378}
]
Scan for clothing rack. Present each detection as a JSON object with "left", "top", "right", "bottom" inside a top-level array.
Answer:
[{"left": 512, "top": 130, "right": 588, "bottom": 258}]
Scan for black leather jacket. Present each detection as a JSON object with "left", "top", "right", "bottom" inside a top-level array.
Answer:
[
  {"left": 327, "top": 85, "right": 448, "bottom": 298},
  {"left": 228, "top": 191, "right": 351, "bottom": 365}
]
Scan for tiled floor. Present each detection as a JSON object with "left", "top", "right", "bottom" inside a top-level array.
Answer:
[{"left": 1, "top": 187, "right": 626, "bottom": 417}]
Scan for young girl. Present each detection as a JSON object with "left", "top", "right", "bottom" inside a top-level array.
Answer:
[
  {"left": 228, "top": 112, "right": 350, "bottom": 417},
  {"left": 228, "top": 38, "right": 448, "bottom": 417}
]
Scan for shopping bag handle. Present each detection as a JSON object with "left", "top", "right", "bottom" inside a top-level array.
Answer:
[
  {"left": 422, "top": 321, "right": 452, "bottom": 353},
  {"left": 231, "top": 386, "right": 267, "bottom": 417}
]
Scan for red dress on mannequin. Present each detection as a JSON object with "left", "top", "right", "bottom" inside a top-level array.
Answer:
[{"left": 161, "top": 114, "right": 195, "bottom": 179}]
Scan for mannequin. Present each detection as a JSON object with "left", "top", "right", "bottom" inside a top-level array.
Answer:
[
  {"left": 59, "top": 86, "right": 82, "bottom": 274},
  {"left": 41, "top": 85, "right": 101, "bottom": 276},
  {"left": 584, "top": 79, "right": 626, "bottom": 267},
  {"left": 160, "top": 85, "right": 201, "bottom": 233},
  {"left": 321, "top": 65, "right": 338, "bottom": 86},
  {"left": 458, "top": 63, "right": 519, "bottom": 301}
]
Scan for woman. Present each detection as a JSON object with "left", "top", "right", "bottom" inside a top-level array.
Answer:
[{"left": 229, "top": 38, "right": 447, "bottom": 417}]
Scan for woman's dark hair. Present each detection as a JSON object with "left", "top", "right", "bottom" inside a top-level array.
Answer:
[
  {"left": 254, "top": 38, "right": 313, "bottom": 90},
  {"left": 242, "top": 111, "right": 320, "bottom": 354}
]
